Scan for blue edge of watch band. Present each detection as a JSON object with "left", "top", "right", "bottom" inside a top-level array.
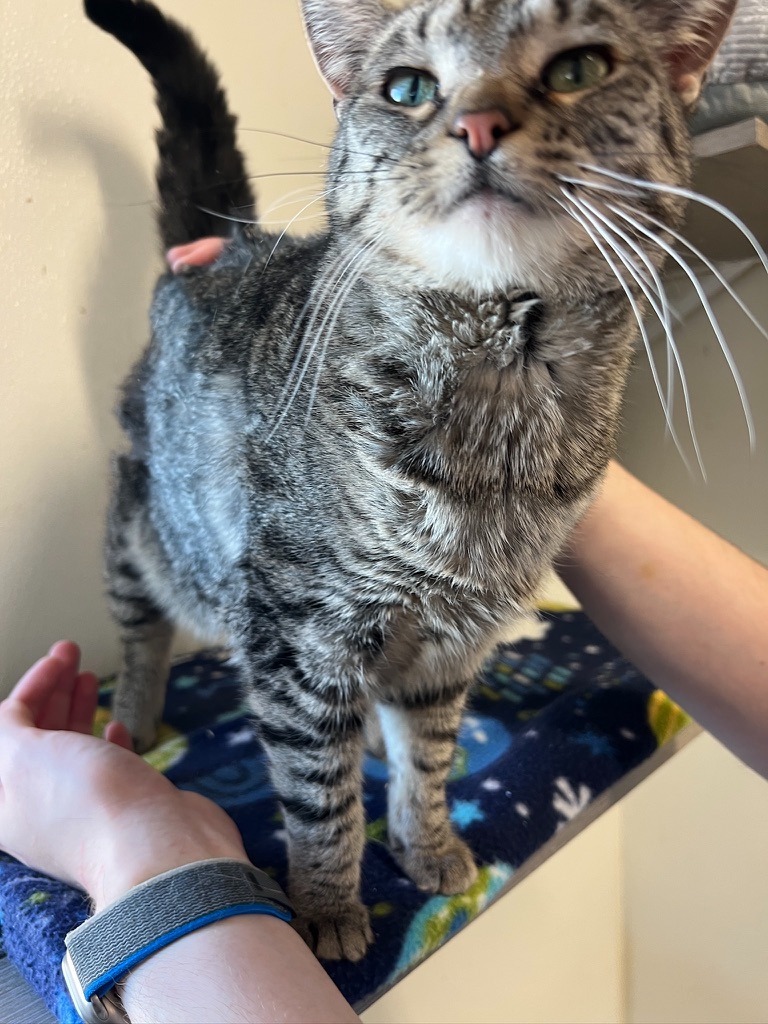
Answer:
[{"left": 86, "top": 903, "right": 293, "bottom": 1000}]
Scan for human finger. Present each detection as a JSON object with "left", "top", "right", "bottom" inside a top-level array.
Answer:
[
  {"left": 104, "top": 720, "right": 135, "bottom": 752},
  {"left": 36, "top": 658, "right": 78, "bottom": 732},
  {"left": 69, "top": 672, "right": 100, "bottom": 735},
  {"left": 47, "top": 641, "right": 81, "bottom": 675},
  {"left": 166, "top": 236, "right": 228, "bottom": 273},
  {"left": 1, "top": 656, "right": 68, "bottom": 728}
]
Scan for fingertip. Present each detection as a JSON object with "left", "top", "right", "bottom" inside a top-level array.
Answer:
[
  {"left": 48, "top": 641, "right": 80, "bottom": 667},
  {"left": 105, "top": 720, "right": 134, "bottom": 752},
  {"left": 4, "top": 654, "right": 66, "bottom": 728}
]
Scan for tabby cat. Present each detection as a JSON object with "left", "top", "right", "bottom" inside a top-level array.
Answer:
[{"left": 85, "top": 0, "right": 735, "bottom": 960}]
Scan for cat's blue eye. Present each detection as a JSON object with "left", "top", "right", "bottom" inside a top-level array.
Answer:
[
  {"left": 541, "top": 46, "right": 612, "bottom": 94},
  {"left": 384, "top": 68, "right": 439, "bottom": 107}
]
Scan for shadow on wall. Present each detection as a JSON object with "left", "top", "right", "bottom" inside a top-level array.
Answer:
[
  {"left": 28, "top": 111, "right": 159, "bottom": 443},
  {"left": 3, "top": 111, "right": 160, "bottom": 690}
]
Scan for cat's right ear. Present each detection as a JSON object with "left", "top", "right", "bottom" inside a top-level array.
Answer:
[{"left": 300, "top": 0, "right": 391, "bottom": 99}]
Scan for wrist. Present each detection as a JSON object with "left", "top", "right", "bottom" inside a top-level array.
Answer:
[
  {"left": 91, "top": 845, "right": 252, "bottom": 914},
  {"left": 81, "top": 795, "right": 250, "bottom": 912}
]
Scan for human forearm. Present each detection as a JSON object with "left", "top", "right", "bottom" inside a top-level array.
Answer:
[
  {"left": 559, "top": 462, "right": 768, "bottom": 778},
  {"left": 117, "top": 909, "right": 359, "bottom": 1024},
  {"left": 0, "top": 647, "right": 359, "bottom": 1024},
  {"left": 87, "top": 820, "right": 359, "bottom": 1024}
]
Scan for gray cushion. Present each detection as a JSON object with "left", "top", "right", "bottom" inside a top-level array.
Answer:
[{"left": 693, "top": 0, "right": 768, "bottom": 133}]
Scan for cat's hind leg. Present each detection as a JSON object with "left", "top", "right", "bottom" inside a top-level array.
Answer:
[
  {"left": 105, "top": 455, "right": 174, "bottom": 752},
  {"left": 364, "top": 706, "right": 386, "bottom": 759},
  {"left": 376, "top": 684, "right": 478, "bottom": 894}
]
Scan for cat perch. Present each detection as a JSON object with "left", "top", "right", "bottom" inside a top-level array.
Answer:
[
  {"left": 0, "top": 610, "right": 697, "bottom": 1022},
  {"left": 687, "top": 117, "right": 768, "bottom": 261}
]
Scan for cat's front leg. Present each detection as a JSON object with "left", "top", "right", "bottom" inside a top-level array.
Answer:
[
  {"left": 244, "top": 647, "right": 372, "bottom": 961},
  {"left": 377, "top": 683, "right": 478, "bottom": 894}
]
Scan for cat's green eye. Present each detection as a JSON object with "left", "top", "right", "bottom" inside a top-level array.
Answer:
[
  {"left": 384, "top": 68, "right": 439, "bottom": 107},
  {"left": 541, "top": 47, "right": 612, "bottom": 94}
]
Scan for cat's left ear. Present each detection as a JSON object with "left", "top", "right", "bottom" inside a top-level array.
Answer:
[
  {"left": 300, "top": 0, "right": 392, "bottom": 100},
  {"left": 636, "top": 0, "right": 737, "bottom": 107}
]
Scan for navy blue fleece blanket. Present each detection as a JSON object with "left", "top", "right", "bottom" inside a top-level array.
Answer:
[{"left": 0, "top": 609, "right": 690, "bottom": 1021}]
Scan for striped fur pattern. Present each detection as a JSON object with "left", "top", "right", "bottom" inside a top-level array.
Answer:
[{"left": 87, "top": 0, "right": 735, "bottom": 959}]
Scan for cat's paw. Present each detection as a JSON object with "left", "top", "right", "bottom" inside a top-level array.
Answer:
[
  {"left": 394, "top": 834, "right": 478, "bottom": 894},
  {"left": 110, "top": 699, "right": 159, "bottom": 754},
  {"left": 293, "top": 901, "right": 373, "bottom": 962}
]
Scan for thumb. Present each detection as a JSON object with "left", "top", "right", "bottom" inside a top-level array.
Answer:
[{"left": 1, "top": 655, "right": 69, "bottom": 728}]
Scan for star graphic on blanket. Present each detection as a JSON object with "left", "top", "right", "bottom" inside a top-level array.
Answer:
[
  {"left": 225, "top": 725, "right": 255, "bottom": 746},
  {"left": 450, "top": 799, "right": 485, "bottom": 828}
]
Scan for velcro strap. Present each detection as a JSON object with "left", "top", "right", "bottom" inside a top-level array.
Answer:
[{"left": 65, "top": 858, "right": 293, "bottom": 999}]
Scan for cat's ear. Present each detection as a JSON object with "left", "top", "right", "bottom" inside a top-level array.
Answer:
[
  {"left": 636, "top": 0, "right": 737, "bottom": 107},
  {"left": 300, "top": 0, "right": 391, "bottom": 99}
]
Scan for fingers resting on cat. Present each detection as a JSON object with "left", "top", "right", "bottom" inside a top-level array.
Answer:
[{"left": 167, "top": 236, "right": 229, "bottom": 274}]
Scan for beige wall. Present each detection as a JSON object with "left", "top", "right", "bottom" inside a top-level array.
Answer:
[
  {"left": 0, "top": 0, "right": 334, "bottom": 692},
  {"left": 619, "top": 261, "right": 768, "bottom": 566},
  {"left": 363, "top": 807, "right": 625, "bottom": 1024},
  {"left": 623, "top": 734, "right": 768, "bottom": 1024},
  {"left": 619, "top": 272, "right": 768, "bottom": 1023}
]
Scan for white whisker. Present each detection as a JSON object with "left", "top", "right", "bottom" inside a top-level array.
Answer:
[
  {"left": 553, "top": 191, "right": 694, "bottom": 474},
  {"left": 195, "top": 204, "right": 258, "bottom": 227},
  {"left": 267, "top": 236, "right": 380, "bottom": 440},
  {"left": 574, "top": 164, "right": 768, "bottom": 278},
  {"left": 608, "top": 201, "right": 756, "bottom": 450},
  {"left": 267, "top": 246, "right": 355, "bottom": 425},
  {"left": 303, "top": 246, "right": 379, "bottom": 428},
  {"left": 259, "top": 185, "right": 326, "bottom": 220},
  {"left": 233, "top": 251, "right": 254, "bottom": 301},
  {"left": 261, "top": 188, "right": 335, "bottom": 276},
  {"left": 557, "top": 174, "right": 644, "bottom": 200},
  {"left": 621, "top": 205, "right": 768, "bottom": 344},
  {"left": 573, "top": 193, "right": 705, "bottom": 476},
  {"left": 258, "top": 212, "right": 330, "bottom": 228}
]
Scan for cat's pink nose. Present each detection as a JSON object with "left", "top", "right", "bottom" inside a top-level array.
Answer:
[{"left": 452, "top": 110, "right": 513, "bottom": 159}]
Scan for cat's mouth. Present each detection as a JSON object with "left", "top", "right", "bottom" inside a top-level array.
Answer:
[{"left": 455, "top": 171, "right": 535, "bottom": 217}]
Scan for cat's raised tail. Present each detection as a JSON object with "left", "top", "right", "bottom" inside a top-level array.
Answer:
[{"left": 84, "top": 0, "right": 254, "bottom": 249}]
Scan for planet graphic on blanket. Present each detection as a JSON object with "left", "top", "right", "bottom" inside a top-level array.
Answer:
[
  {"left": 186, "top": 754, "right": 275, "bottom": 809},
  {"left": 647, "top": 689, "right": 691, "bottom": 746},
  {"left": 389, "top": 861, "right": 514, "bottom": 978},
  {"left": 363, "top": 714, "right": 512, "bottom": 782}
]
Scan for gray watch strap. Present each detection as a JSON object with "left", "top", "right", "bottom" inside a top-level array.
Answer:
[{"left": 63, "top": 858, "right": 293, "bottom": 1019}]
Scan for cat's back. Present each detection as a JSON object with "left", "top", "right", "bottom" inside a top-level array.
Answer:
[
  {"left": 120, "top": 231, "right": 329, "bottom": 448},
  {"left": 117, "top": 232, "right": 331, "bottom": 578},
  {"left": 151, "top": 231, "right": 330, "bottom": 376}
]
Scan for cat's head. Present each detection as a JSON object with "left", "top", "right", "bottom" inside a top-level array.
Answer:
[{"left": 301, "top": 0, "right": 736, "bottom": 297}]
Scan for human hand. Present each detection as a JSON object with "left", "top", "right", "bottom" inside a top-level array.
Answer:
[{"left": 0, "top": 643, "right": 249, "bottom": 911}]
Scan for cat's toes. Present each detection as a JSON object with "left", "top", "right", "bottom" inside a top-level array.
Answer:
[
  {"left": 293, "top": 902, "right": 373, "bottom": 962},
  {"left": 395, "top": 835, "right": 478, "bottom": 894}
]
